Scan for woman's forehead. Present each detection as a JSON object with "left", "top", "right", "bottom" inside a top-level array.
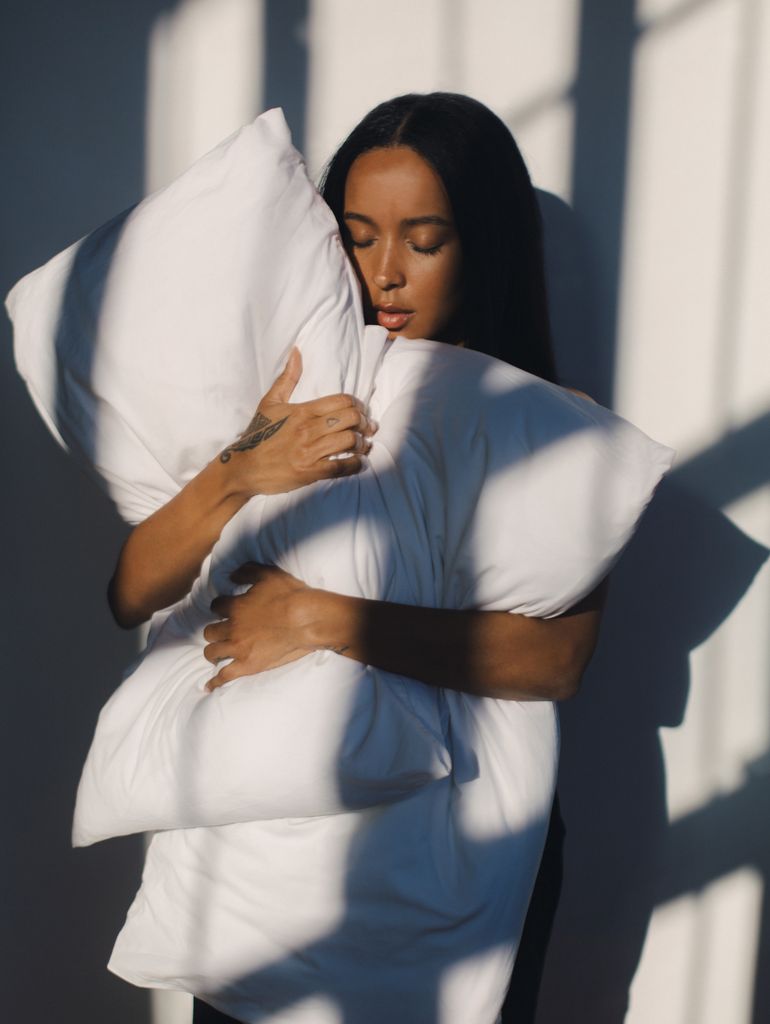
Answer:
[{"left": 344, "top": 146, "right": 453, "bottom": 221}]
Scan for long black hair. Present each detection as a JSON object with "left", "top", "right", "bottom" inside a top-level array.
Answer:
[{"left": 319, "top": 92, "right": 557, "bottom": 383}]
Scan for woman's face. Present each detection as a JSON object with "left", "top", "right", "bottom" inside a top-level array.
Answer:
[{"left": 342, "top": 146, "right": 463, "bottom": 343}]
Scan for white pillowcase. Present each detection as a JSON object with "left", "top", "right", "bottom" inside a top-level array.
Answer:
[
  {"left": 98, "top": 340, "right": 672, "bottom": 1019},
  {"left": 7, "top": 108, "right": 674, "bottom": 849},
  {"left": 6, "top": 108, "right": 365, "bottom": 525},
  {"left": 71, "top": 336, "right": 674, "bottom": 844}
]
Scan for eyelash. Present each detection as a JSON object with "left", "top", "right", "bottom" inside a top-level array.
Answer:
[
  {"left": 412, "top": 243, "right": 442, "bottom": 256},
  {"left": 349, "top": 239, "right": 443, "bottom": 257}
]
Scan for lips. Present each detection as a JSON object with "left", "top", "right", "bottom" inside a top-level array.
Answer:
[{"left": 375, "top": 306, "right": 414, "bottom": 331}]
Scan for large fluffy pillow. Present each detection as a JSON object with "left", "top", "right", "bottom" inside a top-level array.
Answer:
[
  {"left": 8, "top": 110, "right": 455, "bottom": 827},
  {"left": 71, "top": 337, "right": 674, "bottom": 845},
  {"left": 6, "top": 108, "right": 364, "bottom": 524},
  {"left": 7, "top": 107, "right": 674, "bottom": 850}
]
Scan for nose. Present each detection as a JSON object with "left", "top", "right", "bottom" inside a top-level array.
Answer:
[{"left": 372, "top": 243, "right": 405, "bottom": 291}]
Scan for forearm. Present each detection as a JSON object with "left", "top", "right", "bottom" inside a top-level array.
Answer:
[
  {"left": 300, "top": 586, "right": 605, "bottom": 701},
  {"left": 109, "top": 456, "right": 248, "bottom": 629},
  {"left": 109, "top": 352, "right": 374, "bottom": 630}
]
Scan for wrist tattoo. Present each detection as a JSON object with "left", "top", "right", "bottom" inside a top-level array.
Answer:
[{"left": 220, "top": 412, "right": 288, "bottom": 462}]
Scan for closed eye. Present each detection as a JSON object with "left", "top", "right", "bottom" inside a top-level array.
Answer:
[{"left": 410, "top": 242, "right": 442, "bottom": 256}]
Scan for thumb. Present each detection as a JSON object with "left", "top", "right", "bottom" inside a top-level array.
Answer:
[{"left": 263, "top": 347, "right": 302, "bottom": 405}]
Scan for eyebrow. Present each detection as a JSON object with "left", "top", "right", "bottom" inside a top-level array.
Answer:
[{"left": 343, "top": 212, "right": 452, "bottom": 228}]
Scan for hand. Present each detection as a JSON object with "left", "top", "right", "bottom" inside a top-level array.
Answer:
[
  {"left": 221, "top": 348, "right": 377, "bottom": 498},
  {"left": 202, "top": 563, "right": 318, "bottom": 690}
]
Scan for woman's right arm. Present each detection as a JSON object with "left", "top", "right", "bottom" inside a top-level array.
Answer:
[{"left": 108, "top": 349, "right": 375, "bottom": 629}]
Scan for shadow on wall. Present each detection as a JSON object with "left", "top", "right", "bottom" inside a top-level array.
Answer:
[
  {"left": 4, "top": 0, "right": 768, "bottom": 1021},
  {"left": 1, "top": 2, "right": 178, "bottom": 1023},
  {"left": 531, "top": 0, "right": 770, "bottom": 1014},
  {"left": 536, "top": 190, "right": 770, "bottom": 1024},
  {"left": 0, "top": 3, "right": 310, "bottom": 1023}
]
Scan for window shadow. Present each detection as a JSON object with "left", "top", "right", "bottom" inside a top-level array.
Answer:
[{"left": 1, "top": 3, "right": 176, "bottom": 1023}]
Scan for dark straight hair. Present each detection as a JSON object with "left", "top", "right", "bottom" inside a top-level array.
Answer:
[{"left": 319, "top": 92, "right": 558, "bottom": 383}]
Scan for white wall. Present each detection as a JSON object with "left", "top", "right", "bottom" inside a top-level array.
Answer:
[{"left": 3, "top": 1, "right": 767, "bottom": 1021}]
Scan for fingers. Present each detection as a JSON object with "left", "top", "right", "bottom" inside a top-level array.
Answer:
[
  {"left": 206, "top": 661, "right": 243, "bottom": 691},
  {"left": 301, "top": 406, "right": 376, "bottom": 465},
  {"left": 203, "top": 641, "right": 232, "bottom": 665},
  {"left": 203, "top": 620, "right": 230, "bottom": 643},
  {"left": 263, "top": 347, "right": 303, "bottom": 404},
  {"left": 318, "top": 453, "right": 364, "bottom": 479},
  {"left": 307, "top": 404, "right": 376, "bottom": 442},
  {"left": 313, "top": 429, "right": 371, "bottom": 461},
  {"left": 307, "top": 392, "right": 366, "bottom": 417}
]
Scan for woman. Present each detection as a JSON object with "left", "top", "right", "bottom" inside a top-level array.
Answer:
[
  {"left": 109, "top": 93, "right": 603, "bottom": 1022},
  {"left": 110, "top": 93, "right": 601, "bottom": 698}
]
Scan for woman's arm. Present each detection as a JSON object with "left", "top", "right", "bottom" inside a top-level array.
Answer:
[
  {"left": 108, "top": 350, "right": 376, "bottom": 629},
  {"left": 202, "top": 564, "right": 606, "bottom": 701}
]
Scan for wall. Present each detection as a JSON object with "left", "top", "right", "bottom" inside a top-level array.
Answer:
[{"left": 2, "top": 1, "right": 767, "bottom": 1021}]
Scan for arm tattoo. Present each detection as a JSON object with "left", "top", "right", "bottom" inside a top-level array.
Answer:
[{"left": 220, "top": 412, "right": 289, "bottom": 463}]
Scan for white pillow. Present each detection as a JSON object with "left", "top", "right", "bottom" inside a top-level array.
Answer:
[
  {"left": 71, "top": 337, "right": 674, "bottom": 845},
  {"left": 370, "top": 339, "right": 675, "bottom": 618},
  {"left": 96, "top": 341, "right": 672, "bottom": 1018},
  {"left": 7, "top": 108, "right": 674, "bottom": 849},
  {"left": 6, "top": 108, "right": 365, "bottom": 524},
  {"left": 8, "top": 110, "right": 454, "bottom": 830}
]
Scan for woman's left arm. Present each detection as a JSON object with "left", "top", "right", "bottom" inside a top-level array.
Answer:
[{"left": 203, "top": 564, "right": 606, "bottom": 701}]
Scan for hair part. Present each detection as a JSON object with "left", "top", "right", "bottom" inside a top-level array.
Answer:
[{"left": 319, "top": 92, "right": 558, "bottom": 383}]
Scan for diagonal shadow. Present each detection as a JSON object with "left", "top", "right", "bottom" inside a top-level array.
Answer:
[
  {"left": 531, "top": 0, "right": 770, "bottom": 1016},
  {"left": 535, "top": 467, "right": 768, "bottom": 1024}
]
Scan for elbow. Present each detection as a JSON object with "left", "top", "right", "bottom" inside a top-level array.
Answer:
[
  {"left": 551, "top": 666, "right": 583, "bottom": 702},
  {"left": 516, "top": 642, "right": 591, "bottom": 702},
  {"left": 107, "top": 576, "right": 145, "bottom": 631},
  {"left": 549, "top": 633, "right": 597, "bottom": 700},
  {"left": 547, "top": 600, "right": 604, "bottom": 701}
]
